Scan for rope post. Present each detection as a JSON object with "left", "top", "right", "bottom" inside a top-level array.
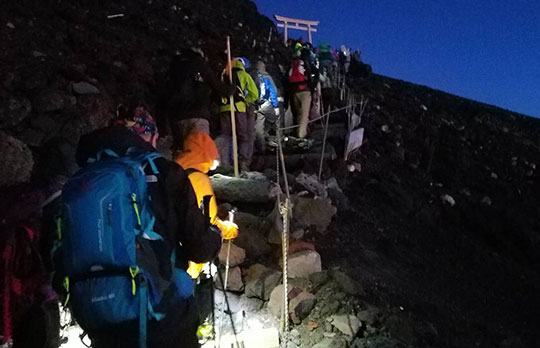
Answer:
[
  {"left": 227, "top": 36, "right": 239, "bottom": 177},
  {"left": 318, "top": 108, "right": 331, "bottom": 180}
]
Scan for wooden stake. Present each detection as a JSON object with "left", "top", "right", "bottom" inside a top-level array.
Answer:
[{"left": 227, "top": 36, "right": 239, "bottom": 177}]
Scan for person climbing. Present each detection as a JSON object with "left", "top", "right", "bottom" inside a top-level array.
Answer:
[
  {"left": 0, "top": 183, "right": 62, "bottom": 348},
  {"left": 318, "top": 42, "right": 335, "bottom": 67},
  {"left": 339, "top": 45, "right": 351, "bottom": 74},
  {"left": 289, "top": 47, "right": 313, "bottom": 139},
  {"left": 175, "top": 132, "right": 239, "bottom": 279},
  {"left": 317, "top": 43, "right": 336, "bottom": 114},
  {"left": 253, "top": 60, "right": 280, "bottom": 153},
  {"left": 218, "top": 57, "right": 259, "bottom": 172},
  {"left": 166, "top": 49, "right": 231, "bottom": 152},
  {"left": 58, "top": 105, "right": 222, "bottom": 348}
]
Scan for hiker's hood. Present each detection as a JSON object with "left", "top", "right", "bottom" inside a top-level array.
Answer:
[{"left": 175, "top": 133, "right": 218, "bottom": 174}]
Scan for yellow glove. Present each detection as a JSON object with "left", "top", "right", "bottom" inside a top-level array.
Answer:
[
  {"left": 187, "top": 262, "right": 205, "bottom": 279},
  {"left": 218, "top": 219, "right": 239, "bottom": 240}
]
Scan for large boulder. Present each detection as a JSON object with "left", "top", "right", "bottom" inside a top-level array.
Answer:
[
  {"left": 233, "top": 211, "right": 272, "bottom": 258},
  {"left": 292, "top": 196, "right": 337, "bottom": 233},
  {"left": 244, "top": 264, "right": 282, "bottom": 300},
  {"left": 289, "top": 291, "right": 316, "bottom": 324},
  {"left": 295, "top": 173, "right": 327, "bottom": 197},
  {"left": 218, "top": 243, "right": 246, "bottom": 267},
  {"left": 330, "top": 314, "right": 362, "bottom": 336},
  {"left": 0, "top": 133, "right": 34, "bottom": 186},
  {"left": 215, "top": 266, "right": 244, "bottom": 292},
  {"left": 267, "top": 284, "right": 285, "bottom": 316},
  {"left": 267, "top": 284, "right": 303, "bottom": 317},
  {"left": 266, "top": 198, "right": 285, "bottom": 245},
  {"left": 287, "top": 250, "right": 322, "bottom": 278},
  {"left": 210, "top": 174, "right": 280, "bottom": 203}
]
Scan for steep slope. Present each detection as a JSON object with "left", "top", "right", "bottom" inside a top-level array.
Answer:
[
  {"left": 1, "top": 1, "right": 540, "bottom": 348},
  {"left": 317, "top": 73, "right": 540, "bottom": 347},
  {"left": 0, "top": 0, "right": 286, "bottom": 184}
]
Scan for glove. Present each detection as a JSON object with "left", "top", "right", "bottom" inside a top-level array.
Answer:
[
  {"left": 218, "top": 220, "right": 239, "bottom": 240},
  {"left": 274, "top": 108, "right": 280, "bottom": 117}
]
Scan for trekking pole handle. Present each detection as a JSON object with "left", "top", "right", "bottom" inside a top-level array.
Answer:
[{"left": 228, "top": 207, "right": 237, "bottom": 224}]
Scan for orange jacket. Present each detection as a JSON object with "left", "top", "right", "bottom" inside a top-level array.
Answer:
[{"left": 175, "top": 133, "right": 237, "bottom": 278}]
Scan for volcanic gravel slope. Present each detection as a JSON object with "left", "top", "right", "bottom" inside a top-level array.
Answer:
[
  {"left": 317, "top": 74, "right": 540, "bottom": 347},
  {"left": 1, "top": 1, "right": 540, "bottom": 347}
]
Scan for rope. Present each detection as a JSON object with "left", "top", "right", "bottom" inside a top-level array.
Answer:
[
  {"left": 279, "top": 198, "right": 290, "bottom": 348},
  {"left": 278, "top": 103, "right": 363, "bottom": 132},
  {"left": 276, "top": 128, "right": 292, "bottom": 347}
]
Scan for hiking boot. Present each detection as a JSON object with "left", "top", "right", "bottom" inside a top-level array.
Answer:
[
  {"left": 298, "top": 138, "right": 314, "bottom": 150},
  {"left": 239, "top": 161, "right": 250, "bottom": 172},
  {"left": 267, "top": 136, "right": 278, "bottom": 148}
]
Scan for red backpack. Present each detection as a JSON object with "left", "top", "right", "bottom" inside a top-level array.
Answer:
[
  {"left": 289, "top": 59, "right": 309, "bottom": 90},
  {"left": 0, "top": 186, "right": 48, "bottom": 346}
]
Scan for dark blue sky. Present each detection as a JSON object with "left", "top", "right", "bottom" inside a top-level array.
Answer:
[{"left": 254, "top": 0, "right": 540, "bottom": 117}]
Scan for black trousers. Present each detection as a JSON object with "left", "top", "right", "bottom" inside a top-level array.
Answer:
[{"left": 88, "top": 297, "right": 199, "bottom": 348}]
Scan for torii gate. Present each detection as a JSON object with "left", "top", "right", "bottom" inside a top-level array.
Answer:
[{"left": 274, "top": 15, "right": 319, "bottom": 44}]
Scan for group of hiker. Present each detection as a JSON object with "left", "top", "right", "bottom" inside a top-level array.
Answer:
[
  {"left": 1, "top": 37, "right": 360, "bottom": 348},
  {"left": 285, "top": 39, "right": 361, "bottom": 139}
]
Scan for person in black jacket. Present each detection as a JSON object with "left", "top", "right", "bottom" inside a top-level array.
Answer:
[
  {"left": 74, "top": 107, "right": 222, "bottom": 348},
  {"left": 166, "top": 49, "right": 231, "bottom": 152}
]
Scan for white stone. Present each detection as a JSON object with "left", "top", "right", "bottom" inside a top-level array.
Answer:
[
  {"left": 215, "top": 266, "right": 244, "bottom": 292},
  {"left": 72, "top": 81, "right": 100, "bottom": 95},
  {"left": 330, "top": 314, "right": 362, "bottom": 336},
  {"left": 218, "top": 243, "right": 246, "bottom": 267},
  {"left": 287, "top": 250, "right": 322, "bottom": 278},
  {"left": 441, "top": 194, "right": 456, "bottom": 207}
]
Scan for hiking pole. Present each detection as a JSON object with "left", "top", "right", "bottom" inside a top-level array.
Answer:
[
  {"left": 222, "top": 208, "right": 236, "bottom": 293},
  {"left": 215, "top": 259, "right": 241, "bottom": 348},
  {"left": 218, "top": 208, "right": 237, "bottom": 347},
  {"left": 227, "top": 36, "right": 240, "bottom": 177}
]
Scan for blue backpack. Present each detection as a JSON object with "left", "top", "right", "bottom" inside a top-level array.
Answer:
[{"left": 59, "top": 149, "right": 192, "bottom": 348}]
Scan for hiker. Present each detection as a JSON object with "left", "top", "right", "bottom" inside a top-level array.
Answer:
[
  {"left": 318, "top": 42, "right": 335, "bottom": 67},
  {"left": 218, "top": 57, "right": 259, "bottom": 171},
  {"left": 253, "top": 60, "right": 280, "bottom": 153},
  {"left": 0, "top": 184, "right": 62, "bottom": 348},
  {"left": 289, "top": 47, "right": 314, "bottom": 138},
  {"left": 352, "top": 49, "right": 361, "bottom": 64},
  {"left": 175, "top": 132, "right": 238, "bottom": 278},
  {"left": 167, "top": 49, "right": 231, "bottom": 151},
  {"left": 339, "top": 45, "right": 351, "bottom": 74},
  {"left": 318, "top": 43, "right": 336, "bottom": 113},
  {"left": 60, "top": 106, "right": 222, "bottom": 348}
]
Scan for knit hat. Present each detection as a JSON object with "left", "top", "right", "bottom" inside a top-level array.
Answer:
[
  {"left": 234, "top": 57, "right": 251, "bottom": 69},
  {"left": 115, "top": 105, "right": 158, "bottom": 135}
]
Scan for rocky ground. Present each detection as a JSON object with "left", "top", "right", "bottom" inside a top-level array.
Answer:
[{"left": 1, "top": 1, "right": 540, "bottom": 348}]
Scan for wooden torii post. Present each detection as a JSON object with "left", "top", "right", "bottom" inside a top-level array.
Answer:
[{"left": 274, "top": 15, "right": 319, "bottom": 44}]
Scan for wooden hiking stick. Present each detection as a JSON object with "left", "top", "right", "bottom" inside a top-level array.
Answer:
[{"left": 226, "top": 36, "right": 239, "bottom": 177}]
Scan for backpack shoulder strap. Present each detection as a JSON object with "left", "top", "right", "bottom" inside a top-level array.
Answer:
[{"left": 184, "top": 168, "right": 201, "bottom": 177}]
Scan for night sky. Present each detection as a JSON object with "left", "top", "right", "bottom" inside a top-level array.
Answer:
[{"left": 254, "top": 0, "right": 540, "bottom": 117}]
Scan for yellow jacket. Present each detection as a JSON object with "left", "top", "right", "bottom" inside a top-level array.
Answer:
[
  {"left": 220, "top": 59, "right": 259, "bottom": 113},
  {"left": 175, "top": 133, "right": 237, "bottom": 278}
]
